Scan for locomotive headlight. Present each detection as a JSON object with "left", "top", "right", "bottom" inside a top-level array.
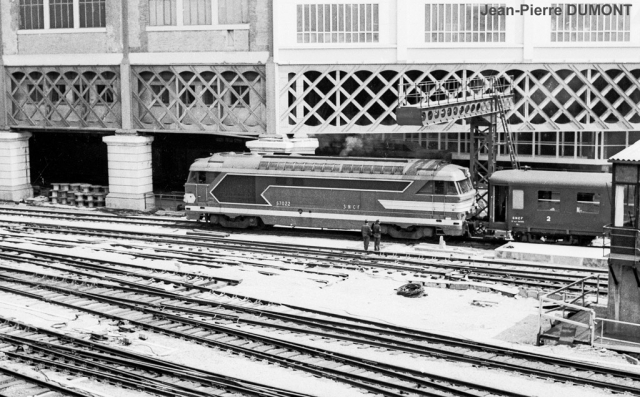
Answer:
[{"left": 183, "top": 193, "right": 196, "bottom": 204}]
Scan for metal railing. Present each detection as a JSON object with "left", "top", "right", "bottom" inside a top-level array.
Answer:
[
  {"left": 539, "top": 273, "right": 640, "bottom": 349},
  {"left": 538, "top": 275, "right": 601, "bottom": 345},
  {"left": 594, "top": 318, "right": 640, "bottom": 348}
]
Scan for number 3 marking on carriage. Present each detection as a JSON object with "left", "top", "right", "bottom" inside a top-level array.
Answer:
[{"left": 546, "top": 216, "right": 551, "bottom": 222}]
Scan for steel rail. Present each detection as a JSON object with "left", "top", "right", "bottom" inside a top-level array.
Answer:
[
  {"left": 0, "top": 365, "right": 95, "bottom": 397},
  {"left": 0, "top": 245, "right": 241, "bottom": 286},
  {"left": 0, "top": 207, "right": 201, "bottom": 229}
]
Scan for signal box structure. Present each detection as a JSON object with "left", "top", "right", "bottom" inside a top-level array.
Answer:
[
  {"left": 396, "top": 76, "right": 518, "bottom": 218},
  {"left": 606, "top": 141, "right": 640, "bottom": 343}
]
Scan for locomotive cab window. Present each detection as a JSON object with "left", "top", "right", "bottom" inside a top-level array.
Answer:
[
  {"left": 576, "top": 192, "right": 600, "bottom": 214},
  {"left": 189, "top": 171, "right": 218, "bottom": 184},
  {"left": 537, "top": 190, "right": 560, "bottom": 211},
  {"left": 456, "top": 178, "right": 473, "bottom": 194},
  {"left": 417, "top": 181, "right": 433, "bottom": 194},
  {"left": 417, "top": 181, "right": 458, "bottom": 195}
]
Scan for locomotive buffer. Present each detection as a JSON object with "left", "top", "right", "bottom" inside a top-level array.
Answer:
[{"left": 396, "top": 75, "right": 519, "bottom": 220}]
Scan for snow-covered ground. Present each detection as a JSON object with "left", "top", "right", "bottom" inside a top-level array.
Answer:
[{"left": 0, "top": 207, "right": 637, "bottom": 397}]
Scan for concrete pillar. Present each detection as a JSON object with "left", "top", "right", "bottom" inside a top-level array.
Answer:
[
  {"left": 246, "top": 58, "right": 318, "bottom": 154},
  {"left": 102, "top": 134, "right": 154, "bottom": 211},
  {"left": 0, "top": 132, "right": 32, "bottom": 202}
]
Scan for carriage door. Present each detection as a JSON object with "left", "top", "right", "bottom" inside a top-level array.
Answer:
[{"left": 491, "top": 185, "right": 508, "bottom": 228}]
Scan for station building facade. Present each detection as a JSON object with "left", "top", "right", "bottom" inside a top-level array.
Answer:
[
  {"left": 0, "top": 0, "right": 270, "bottom": 208},
  {"left": 0, "top": 0, "right": 639, "bottom": 210},
  {"left": 272, "top": 0, "right": 640, "bottom": 169}
]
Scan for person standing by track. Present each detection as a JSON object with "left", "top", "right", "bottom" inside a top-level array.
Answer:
[
  {"left": 372, "top": 220, "right": 382, "bottom": 252},
  {"left": 361, "top": 220, "right": 372, "bottom": 251}
]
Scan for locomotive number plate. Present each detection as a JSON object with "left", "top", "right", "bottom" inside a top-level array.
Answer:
[
  {"left": 511, "top": 216, "right": 524, "bottom": 224},
  {"left": 276, "top": 201, "right": 291, "bottom": 207}
]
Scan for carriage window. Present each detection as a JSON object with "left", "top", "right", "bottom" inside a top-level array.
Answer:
[
  {"left": 538, "top": 190, "right": 560, "bottom": 211},
  {"left": 434, "top": 181, "right": 445, "bottom": 195},
  {"left": 577, "top": 192, "right": 600, "bottom": 214},
  {"left": 513, "top": 190, "right": 524, "bottom": 209},
  {"left": 446, "top": 182, "right": 458, "bottom": 195}
]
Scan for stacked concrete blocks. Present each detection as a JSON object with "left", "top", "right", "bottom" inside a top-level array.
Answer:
[
  {"left": 50, "top": 183, "right": 109, "bottom": 207},
  {"left": 0, "top": 132, "right": 32, "bottom": 202}
]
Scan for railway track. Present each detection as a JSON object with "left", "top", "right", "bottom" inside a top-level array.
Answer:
[
  {"left": 0, "top": 217, "right": 607, "bottom": 295},
  {"left": 0, "top": 208, "right": 631, "bottom": 396},
  {"left": 0, "top": 254, "right": 634, "bottom": 395},
  {"left": 0, "top": 365, "right": 94, "bottom": 397},
  {"left": 0, "top": 205, "right": 205, "bottom": 230},
  {"left": 0, "top": 318, "right": 311, "bottom": 397}
]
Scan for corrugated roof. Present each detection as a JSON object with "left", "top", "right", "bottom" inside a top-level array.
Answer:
[
  {"left": 609, "top": 141, "right": 640, "bottom": 162},
  {"left": 490, "top": 170, "right": 611, "bottom": 188}
]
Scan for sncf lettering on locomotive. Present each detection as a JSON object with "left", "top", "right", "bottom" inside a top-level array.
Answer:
[{"left": 343, "top": 204, "right": 361, "bottom": 210}]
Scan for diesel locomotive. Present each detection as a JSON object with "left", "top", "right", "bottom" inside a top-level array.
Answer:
[
  {"left": 488, "top": 170, "right": 612, "bottom": 244},
  {"left": 183, "top": 152, "right": 476, "bottom": 239}
]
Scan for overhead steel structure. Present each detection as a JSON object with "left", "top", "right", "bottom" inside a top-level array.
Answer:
[{"left": 396, "top": 76, "right": 518, "bottom": 219}]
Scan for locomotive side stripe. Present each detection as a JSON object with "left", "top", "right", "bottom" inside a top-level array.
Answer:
[
  {"left": 208, "top": 174, "right": 415, "bottom": 205},
  {"left": 378, "top": 199, "right": 475, "bottom": 212},
  {"left": 184, "top": 205, "right": 465, "bottom": 227}
]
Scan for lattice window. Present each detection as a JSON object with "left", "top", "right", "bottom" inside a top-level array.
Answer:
[
  {"left": 19, "top": 0, "right": 45, "bottom": 30},
  {"left": 19, "top": 0, "right": 106, "bottom": 29},
  {"left": 149, "top": 0, "right": 177, "bottom": 26},
  {"left": 551, "top": 4, "right": 631, "bottom": 42},
  {"left": 282, "top": 65, "right": 640, "bottom": 139},
  {"left": 297, "top": 4, "right": 379, "bottom": 43},
  {"left": 79, "top": 0, "right": 106, "bottom": 28},
  {"left": 184, "top": 0, "right": 212, "bottom": 25},
  {"left": 6, "top": 67, "right": 121, "bottom": 129},
  {"left": 49, "top": 0, "right": 73, "bottom": 29},
  {"left": 230, "top": 86, "right": 250, "bottom": 108},
  {"left": 425, "top": 3, "right": 506, "bottom": 42},
  {"left": 132, "top": 66, "right": 266, "bottom": 134},
  {"left": 149, "top": 0, "right": 217, "bottom": 26}
]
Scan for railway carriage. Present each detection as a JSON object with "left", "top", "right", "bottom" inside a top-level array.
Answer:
[
  {"left": 488, "top": 170, "right": 612, "bottom": 244},
  {"left": 184, "top": 152, "right": 476, "bottom": 239}
]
